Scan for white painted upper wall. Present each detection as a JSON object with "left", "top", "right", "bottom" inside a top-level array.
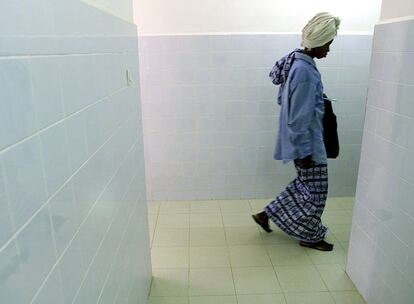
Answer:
[
  {"left": 380, "top": 0, "right": 414, "bottom": 20},
  {"left": 133, "top": 0, "right": 381, "bottom": 35},
  {"left": 83, "top": 0, "right": 133, "bottom": 21}
]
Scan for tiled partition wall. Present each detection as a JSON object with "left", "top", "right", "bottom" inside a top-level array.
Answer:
[
  {"left": 347, "top": 18, "right": 414, "bottom": 303},
  {"left": 0, "top": 1, "right": 151, "bottom": 304},
  {"left": 139, "top": 34, "right": 372, "bottom": 201}
]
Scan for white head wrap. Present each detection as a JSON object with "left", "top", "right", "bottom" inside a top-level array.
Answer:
[{"left": 302, "top": 12, "right": 341, "bottom": 49}]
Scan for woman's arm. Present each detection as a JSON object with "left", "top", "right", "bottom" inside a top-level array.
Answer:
[{"left": 287, "top": 81, "right": 317, "bottom": 165}]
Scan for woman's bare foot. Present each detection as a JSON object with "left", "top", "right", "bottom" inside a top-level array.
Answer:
[
  {"left": 299, "top": 240, "right": 334, "bottom": 251},
  {"left": 252, "top": 212, "right": 273, "bottom": 233}
]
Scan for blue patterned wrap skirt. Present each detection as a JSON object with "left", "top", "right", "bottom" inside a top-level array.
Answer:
[{"left": 264, "top": 162, "right": 328, "bottom": 242}]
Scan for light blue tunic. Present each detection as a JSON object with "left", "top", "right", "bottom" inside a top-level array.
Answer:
[{"left": 274, "top": 52, "right": 327, "bottom": 164}]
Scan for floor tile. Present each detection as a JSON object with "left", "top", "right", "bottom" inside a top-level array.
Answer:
[
  {"left": 225, "top": 227, "right": 263, "bottom": 245},
  {"left": 148, "top": 202, "right": 160, "bottom": 214},
  {"left": 316, "top": 264, "right": 356, "bottom": 291},
  {"left": 189, "top": 228, "right": 226, "bottom": 247},
  {"left": 189, "top": 247, "right": 230, "bottom": 268},
  {"left": 157, "top": 214, "right": 190, "bottom": 229},
  {"left": 284, "top": 292, "right": 334, "bottom": 304},
  {"left": 148, "top": 199, "right": 364, "bottom": 304},
  {"left": 189, "top": 268, "right": 235, "bottom": 296},
  {"left": 150, "top": 269, "right": 189, "bottom": 297},
  {"left": 190, "top": 213, "right": 223, "bottom": 228},
  {"left": 228, "top": 245, "right": 271, "bottom": 267},
  {"left": 232, "top": 267, "right": 282, "bottom": 294},
  {"left": 330, "top": 291, "right": 366, "bottom": 303},
  {"left": 237, "top": 294, "right": 286, "bottom": 304},
  {"left": 275, "top": 265, "right": 328, "bottom": 292},
  {"left": 249, "top": 199, "right": 272, "bottom": 213},
  {"left": 151, "top": 247, "right": 189, "bottom": 268},
  {"left": 190, "top": 201, "right": 221, "bottom": 213},
  {"left": 339, "top": 242, "right": 349, "bottom": 252},
  {"left": 335, "top": 198, "right": 355, "bottom": 211},
  {"left": 219, "top": 200, "right": 251, "bottom": 213},
  {"left": 304, "top": 245, "right": 347, "bottom": 265},
  {"left": 160, "top": 201, "right": 191, "bottom": 214},
  {"left": 189, "top": 296, "right": 237, "bottom": 304},
  {"left": 153, "top": 229, "right": 189, "bottom": 247},
  {"left": 260, "top": 230, "right": 296, "bottom": 245},
  {"left": 150, "top": 227, "right": 155, "bottom": 248},
  {"left": 324, "top": 232, "right": 338, "bottom": 244},
  {"left": 325, "top": 198, "right": 346, "bottom": 211},
  {"left": 148, "top": 213, "right": 158, "bottom": 229},
  {"left": 322, "top": 210, "right": 353, "bottom": 225},
  {"left": 222, "top": 213, "right": 256, "bottom": 227},
  {"left": 266, "top": 244, "right": 313, "bottom": 266},
  {"left": 149, "top": 297, "right": 189, "bottom": 304},
  {"left": 329, "top": 224, "right": 351, "bottom": 242}
]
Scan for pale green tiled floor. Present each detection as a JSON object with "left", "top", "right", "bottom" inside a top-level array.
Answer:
[{"left": 147, "top": 198, "right": 366, "bottom": 304}]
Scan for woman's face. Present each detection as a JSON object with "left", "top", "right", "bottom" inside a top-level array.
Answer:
[{"left": 313, "top": 40, "right": 333, "bottom": 59}]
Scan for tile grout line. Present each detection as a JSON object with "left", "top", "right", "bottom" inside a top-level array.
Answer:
[
  {"left": 187, "top": 203, "right": 191, "bottom": 300},
  {"left": 0, "top": 84, "right": 129, "bottom": 156},
  {"left": 250, "top": 198, "right": 284, "bottom": 298},
  {"left": 0, "top": 113, "right": 136, "bottom": 253},
  {"left": 29, "top": 141, "right": 138, "bottom": 304},
  {"left": 147, "top": 201, "right": 160, "bottom": 301},
  {"left": 259, "top": 209, "right": 288, "bottom": 304},
  {"left": 316, "top": 201, "right": 360, "bottom": 302},
  {"left": 97, "top": 176, "right": 143, "bottom": 304},
  {"left": 148, "top": 199, "right": 365, "bottom": 303},
  {"left": 0, "top": 52, "right": 125, "bottom": 60},
  {"left": 218, "top": 201, "right": 238, "bottom": 303}
]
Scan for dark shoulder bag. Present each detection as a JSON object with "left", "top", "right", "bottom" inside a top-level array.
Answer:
[{"left": 323, "top": 97, "right": 340, "bottom": 159}]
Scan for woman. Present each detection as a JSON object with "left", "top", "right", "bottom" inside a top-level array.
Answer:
[{"left": 252, "top": 12, "right": 340, "bottom": 251}]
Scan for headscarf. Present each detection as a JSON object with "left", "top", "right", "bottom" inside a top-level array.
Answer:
[
  {"left": 269, "top": 48, "right": 302, "bottom": 86},
  {"left": 301, "top": 12, "right": 341, "bottom": 49}
]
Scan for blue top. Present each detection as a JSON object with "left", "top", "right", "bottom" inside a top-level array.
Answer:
[{"left": 273, "top": 52, "right": 327, "bottom": 164}]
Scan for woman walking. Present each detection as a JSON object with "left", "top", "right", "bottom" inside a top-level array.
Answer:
[{"left": 252, "top": 12, "right": 341, "bottom": 251}]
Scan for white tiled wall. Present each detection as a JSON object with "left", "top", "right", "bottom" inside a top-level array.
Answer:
[
  {"left": 0, "top": 1, "right": 151, "bottom": 304},
  {"left": 138, "top": 34, "right": 372, "bottom": 201},
  {"left": 83, "top": 0, "right": 134, "bottom": 21},
  {"left": 347, "top": 18, "right": 414, "bottom": 303}
]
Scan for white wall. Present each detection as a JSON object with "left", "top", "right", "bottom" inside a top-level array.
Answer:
[
  {"left": 380, "top": 0, "right": 414, "bottom": 21},
  {"left": 84, "top": 0, "right": 133, "bottom": 21},
  {"left": 0, "top": 1, "right": 151, "bottom": 303},
  {"left": 134, "top": 0, "right": 381, "bottom": 34},
  {"left": 135, "top": 0, "right": 381, "bottom": 201},
  {"left": 347, "top": 1, "right": 414, "bottom": 303},
  {"left": 139, "top": 34, "right": 372, "bottom": 201}
]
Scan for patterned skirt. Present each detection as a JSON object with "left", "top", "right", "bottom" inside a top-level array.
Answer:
[{"left": 264, "top": 161, "right": 328, "bottom": 243}]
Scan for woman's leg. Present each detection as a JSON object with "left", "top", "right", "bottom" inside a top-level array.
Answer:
[{"left": 253, "top": 161, "right": 332, "bottom": 251}]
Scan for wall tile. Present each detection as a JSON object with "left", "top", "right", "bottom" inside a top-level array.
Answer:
[
  {"left": 60, "top": 55, "right": 99, "bottom": 115},
  {"left": 16, "top": 208, "right": 56, "bottom": 302},
  {"left": 31, "top": 266, "right": 64, "bottom": 304},
  {"left": 348, "top": 17, "right": 414, "bottom": 304},
  {"left": 0, "top": 59, "right": 37, "bottom": 150},
  {"left": 2, "top": 136, "right": 47, "bottom": 230},
  {"left": 64, "top": 112, "right": 89, "bottom": 172},
  {"left": 140, "top": 34, "right": 372, "bottom": 200},
  {"left": 49, "top": 181, "right": 78, "bottom": 257},
  {"left": 338, "top": 35, "right": 373, "bottom": 51},
  {"left": 340, "top": 51, "right": 371, "bottom": 68},
  {"left": 0, "top": 163, "right": 13, "bottom": 247},
  {"left": 1, "top": 4, "right": 149, "bottom": 304},
  {"left": 0, "top": 242, "right": 29, "bottom": 304},
  {"left": 29, "top": 57, "right": 64, "bottom": 130},
  {"left": 40, "top": 121, "right": 71, "bottom": 196},
  {"left": 58, "top": 236, "right": 85, "bottom": 304}
]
